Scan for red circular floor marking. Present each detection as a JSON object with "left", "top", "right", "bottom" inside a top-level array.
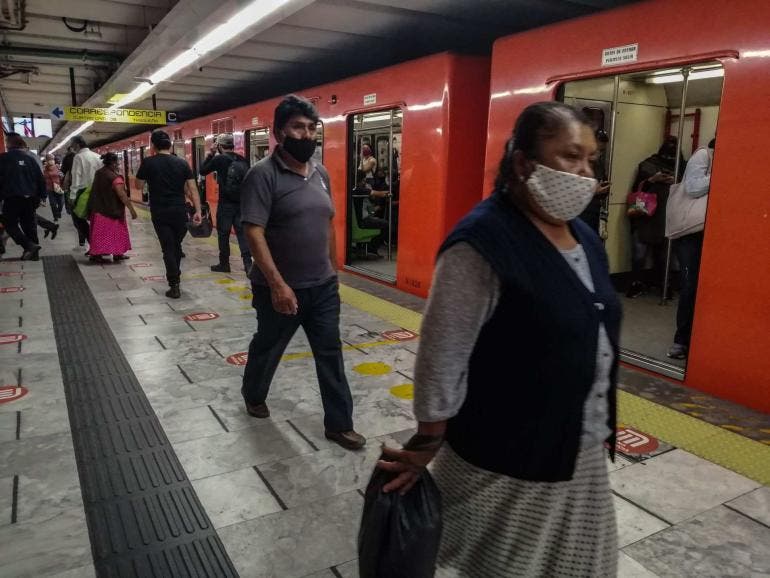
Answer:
[
  {"left": 0, "top": 271, "right": 22, "bottom": 277},
  {"left": 226, "top": 352, "right": 248, "bottom": 366},
  {"left": 0, "top": 333, "right": 26, "bottom": 345},
  {"left": 141, "top": 275, "right": 166, "bottom": 282},
  {"left": 184, "top": 312, "right": 219, "bottom": 322},
  {"left": 132, "top": 263, "right": 152, "bottom": 268},
  {"left": 382, "top": 329, "right": 418, "bottom": 341},
  {"left": 0, "top": 385, "right": 29, "bottom": 404},
  {"left": 616, "top": 427, "right": 659, "bottom": 454},
  {"left": 0, "top": 287, "right": 24, "bottom": 294}
]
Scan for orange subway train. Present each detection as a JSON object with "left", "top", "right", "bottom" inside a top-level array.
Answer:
[{"left": 99, "top": 0, "right": 769, "bottom": 413}]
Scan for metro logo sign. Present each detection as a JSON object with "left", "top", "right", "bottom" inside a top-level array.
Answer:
[
  {"left": 0, "top": 333, "right": 26, "bottom": 345},
  {"left": 382, "top": 329, "right": 418, "bottom": 341},
  {"left": 616, "top": 427, "right": 659, "bottom": 454},
  {"left": 226, "top": 352, "right": 248, "bottom": 366},
  {"left": 184, "top": 312, "right": 219, "bottom": 322},
  {"left": 0, "top": 386, "right": 28, "bottom": 404}
]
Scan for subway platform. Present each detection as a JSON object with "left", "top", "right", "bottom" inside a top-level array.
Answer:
[{"left": 0, "top": 208, "right": 768, "bottom": 577}]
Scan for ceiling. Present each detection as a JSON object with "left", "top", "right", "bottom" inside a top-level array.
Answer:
[{"left": 0, "top": 0, "right": 639, "bottom": 152}]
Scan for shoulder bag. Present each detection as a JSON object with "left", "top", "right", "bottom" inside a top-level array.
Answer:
[{"left": 665, "top": 149, "right": 712, "bottom": 239}]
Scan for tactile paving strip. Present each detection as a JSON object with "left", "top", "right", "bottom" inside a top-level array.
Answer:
[{"left": 43, "top": 255, "right": 238, "bottom": 577}]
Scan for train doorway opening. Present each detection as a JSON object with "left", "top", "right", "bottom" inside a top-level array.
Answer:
[
  {"left": 191, "top": 136, "right": 207, "bottom": 203},
  {"left": 559, "top": 62, "right": 723, "bottom": 379},
  {"left": 245, "top": 127, "right": 270, "bottom": 166},
  {"left": 346, "top": 109, "right": 402, "bottom": 283}
]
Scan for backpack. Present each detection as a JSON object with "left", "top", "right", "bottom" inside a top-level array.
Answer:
[{"left": 221, "top": 154, "right": 249, "bottom": 203}]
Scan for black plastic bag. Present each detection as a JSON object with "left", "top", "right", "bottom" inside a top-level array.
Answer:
[
  {"left": 186, "top": 202, "right": 213, "bottom": 238},
  {"left": 358, "top": 459, "right": 443, "bottom": 578}
]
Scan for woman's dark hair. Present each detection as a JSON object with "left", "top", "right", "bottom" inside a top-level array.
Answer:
[
  {"left": 101, "top": 152, "right": 119, "bottom": 166},
  {"left": 494, "top": 101, "right": 592, "bottom": 195},
  {"left": 70, "top": 135, "right": 87, "bottom": 149},
  {"left": 273, "top": 95, "right": 319, "bottom": 133}
]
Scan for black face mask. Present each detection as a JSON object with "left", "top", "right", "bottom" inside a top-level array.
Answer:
[{"left": 282, "top": 136, "right": 316, "bottom": 163}]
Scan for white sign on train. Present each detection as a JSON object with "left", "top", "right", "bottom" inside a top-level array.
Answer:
[
  {"left": 602, "top": 43, "right": 638, "bottom": 67},
  {"left": 363, "top": 93, "right": 377, "bottom": 105}
]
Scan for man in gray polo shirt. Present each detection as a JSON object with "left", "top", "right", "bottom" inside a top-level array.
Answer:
[{"left": 240, "top": 95, "right": 365, "bottom": 451}]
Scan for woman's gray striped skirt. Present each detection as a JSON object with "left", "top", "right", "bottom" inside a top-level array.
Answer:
[{"left": 430, "top": 443, "right": 618, "bottom": 577}]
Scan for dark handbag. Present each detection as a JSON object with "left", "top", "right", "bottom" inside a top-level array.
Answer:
[
  {"left": 186, "top": 202, "right": 213, "bottom": 238},
  {"left": 358, "top": 455, "right": 443, "bottom": 578}
]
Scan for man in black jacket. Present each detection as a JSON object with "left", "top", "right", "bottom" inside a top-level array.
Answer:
[
  {"left": 0, "top": 133, "right": 45, "bottom": 260},
  {"left": 200, "top": 133, "right": 252, "bottom": 273}
]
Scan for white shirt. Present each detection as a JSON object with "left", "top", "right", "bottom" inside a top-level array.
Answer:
[
  {"left": 683, "top": 147, "right": 713, "bottom": 198},
  {"left": 69, "top": 148, "right": 102, "bottom": 197}
]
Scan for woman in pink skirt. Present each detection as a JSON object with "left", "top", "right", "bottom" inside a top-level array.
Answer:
[{"left": 87, "top": 152, "right": 137, "bottom": 263}]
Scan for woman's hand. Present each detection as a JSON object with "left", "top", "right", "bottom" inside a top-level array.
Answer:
[{"left": 377, "top": 433, "right": 443, "bottom": 495}]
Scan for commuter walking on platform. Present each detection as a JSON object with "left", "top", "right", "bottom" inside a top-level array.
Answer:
[
  {"left": 0, "top": 133, "right": 45, "bottom": 260},
  {"left": 44, "top": 154, "right": 65, "bottom": 221},
  {"left": 378, "top": 102, "right": 622, "bottom": 577},
  {"left": 135, "top": 130, "right": 202, "bottom": 299},
  {"left": 199, "top": 133, "right": 252, "bottom": 273},
  {"left": 87, "top": 153, "right": 137, "bottom": 263},
  {"left": 667, "top": 137, "right": 715, "bottom": 360},
  {"left": 68, "top": 136, "right": 102, "bottom": 249},
  {"left": 240, "top": 95, "right": 365, "bottom": 451}
]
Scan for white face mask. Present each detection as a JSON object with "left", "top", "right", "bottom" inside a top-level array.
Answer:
[{"left": 526, "top": 163, "right": 597, "bottom": 222}]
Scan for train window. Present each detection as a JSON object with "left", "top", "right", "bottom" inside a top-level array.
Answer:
[
  {"left": 173, "top": 140, "right": 185, "bottom": 158},
  {"left": 345, "top": 108, "right": 403, "bottom": 283},
  {"left": 245, "top": 127, "right": 270, "bottom": 166},
  {"left": 560, "top": 62, "right": 723, "bottom": 378}
]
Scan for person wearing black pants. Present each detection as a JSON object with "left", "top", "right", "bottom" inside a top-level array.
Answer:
[
  {"left": 151, "top": 207, "right": 188, "bottom": 290},
  {"left": 671, "top": 231, "right": 704, "bottom": 354},
  {"left": 135, "top": 130, "right": 201, "bottom": 298},
  {"left": 0, "top": 133, "right": 45, "bottom": 260}
]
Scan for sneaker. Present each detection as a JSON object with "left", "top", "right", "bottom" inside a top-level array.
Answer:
[
  {"left": 21, "top": 245, "right": 41, "bottom": 261},
  {"left": 165, "top": 284, "right": 181, "bottom": 299},
  {"left": 113, "top": 254, "right": 130, "bottom": 262},
  {"left": 325, "top": 430, "right": 367, "bottom": 451},
  {"left": 626, "top": 281, "right": 645, "bottom": 299},
  {"left": 245, "top": 401, "right": 270, "bottom": 418},
  {"left": 667, "top": 343, "right": 688, "bottom": 359},
  {"left": 211, "top": 263, "right": 231, "bottom": 273},
  {"left": 50, "top": 224, "right": 59, "bottom": 240}
]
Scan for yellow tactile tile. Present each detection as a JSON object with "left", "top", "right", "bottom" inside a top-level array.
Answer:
[{"left": 338, "top": 284, "right": 422, "bottom": 333}]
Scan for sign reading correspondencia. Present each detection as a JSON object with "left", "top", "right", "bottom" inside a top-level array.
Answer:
[{"left": 53, "top": 106, "right": 176, "bottom": 124}]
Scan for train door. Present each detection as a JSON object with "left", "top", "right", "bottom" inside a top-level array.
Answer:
[
  {"left": 139, "top": 146, "right": 148, "bottom": 203},
  {"left": 346, "top": 109, "right": 402, "bottom": 283},
  {"left": 560, "top": 62, "right": 723, "bottom": 378},
  {"left": 245, "top": 128, "right": 270, "bottom": 166},
  {"left": 173, "top": 140, "right": 185, "bottom": 158},
  {"left": 191, "top": 136, "right": 207, "bottom": 203}
]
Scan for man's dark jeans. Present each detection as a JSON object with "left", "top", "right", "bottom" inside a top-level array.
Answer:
[
  {"left": 151, "top": 207, "right": 188, "bottom": 286},
  {"left": 216, "top": 201, "right": 251, "bottom": 265},
  {"left": 2, "top": 196, "right": 38, "bottom": 250},
  {"left": 242, "top": 277, "right": 354, "bottom": 432},
  {"left": 49, "top": 192, "right": 64, "bottom": 220},
  {"left": 672, "top": 231, "right": 704, "bottom": 346}
]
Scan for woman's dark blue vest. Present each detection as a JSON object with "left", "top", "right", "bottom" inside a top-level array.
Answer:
[{"left": 439, "top": 192, "right": 622, "bottom": 482}]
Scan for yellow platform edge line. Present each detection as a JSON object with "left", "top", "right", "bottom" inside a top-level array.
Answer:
[{"left": 139, "top": 209, "right": 769, "bottom": 485}]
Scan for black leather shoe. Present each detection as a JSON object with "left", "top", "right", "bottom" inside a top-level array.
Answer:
[
  {"left": 165, "top": 284, "right": 181, "bottom": 299},
  {"left": 211, "top": 263, "right": 231, "bottom": 273},
  {"left": 325, "top": 430, "right": 366, "bottom": 450},
  {"left": 245, "top": 401, "right": 270, "bottom": 418},
  {"left": 50, "top": 224, "right": 59, "bottom": 240}
]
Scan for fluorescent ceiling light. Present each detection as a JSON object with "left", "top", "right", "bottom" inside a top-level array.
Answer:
[
  {"left": 149, "top": 50, "right": 199, "bottom": 84},
  {"left": 646, "top": 68, "right": 724, "bottom": 84}
]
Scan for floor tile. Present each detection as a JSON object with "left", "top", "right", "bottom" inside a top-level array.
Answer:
[
  {"left": 218, "top": 491, "right": 363, "bottom": 578},
  {"left": 614, "top": 495, "right": 670, "bottom": 547},
  {"left": 726, "top": 486, "right": 770, "bottom": 527},
  {"left": 623, "top": 506, "right": 770, "bottom": 576},
  {"left": 157, "top": 405, "right": 226, "bottom": 443},
  {"left": 617, "top": 552, "right": 659, "bottom": 577},
  {"left": 259, "top": 444, "right": 382, "bottom": 509},
  {"left": 610, "top": 449, "right": 760, "bottom": 523},
  {"left": 0, "top": 411, "right": 17, "bottom": 442},
  {"left": 173, "top": 421, "right": 315, "bottom": 480},
  {"left": 0, "top": 477, "right": 12, "bottom": 525},
  {"left": 0, "top": 506, "right": 92, "bottom": 576},
  {"left": 334, "top": 560, "right": 359, "bottom": 578},
  {"left": 192, "top": 467, "right": 282, "bottom": 528}
]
